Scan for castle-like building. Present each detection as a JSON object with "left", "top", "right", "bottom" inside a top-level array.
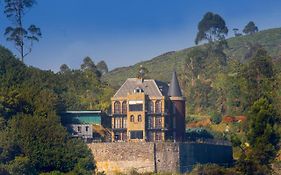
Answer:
[{"left": 111, "top": 70, "right": 185, "bottom": 142}]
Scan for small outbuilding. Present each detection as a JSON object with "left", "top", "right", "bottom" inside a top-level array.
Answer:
[{"left": 60, "top": 110, "right": 111, "bottom": 141}]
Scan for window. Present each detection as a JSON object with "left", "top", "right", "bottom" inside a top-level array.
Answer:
[
  {"left": 122, "top": 101, "right": 127, "bottom": 114},
  {"left": 130, "top": 115, "right": 134, "bottom": 122},
  {"left": 155, "top": 100, "right": 162, "bottom": 113},
  {"left": 148, "top": 116, "right": 154, "bottom": 128},
  {"left": 114, "top": 118, "right": 122, "bottom": 128},
  {"left": 114, "top": 132, "right": 121, "bottom": 141},
  {"left": 129, "top": 104, "right": 143, "bottom": 111},
  {"left": 134, "top": 87, "right": 144, "bottom": 93},
  {"left": 148, "top": 100, "right": 154, "bottom": 113},
  {"left": 122, "top": 132, "right": 127, "bottom": 141},
  {"left": 130, "top": 131, "right": 143, "bottom": 139},
  {"left": 155, "top": 117, "right": 162, "bottom": 128},
  {"left": 85, "top": 126, "right": 89, "bottom": 132},
  {"left": 117, "top": 118, "right": 121, "bottom": 128},
  {"left": 147, "top": 131, "right": 154, "bottom": 141},
  {"left": 114, "top": 101, "right": 121, "bottom": 114},
  {"left": 155, "top": 132, "right": 162, "bottom": 141},
  {"left": 77, "top": 126, "right": 81, "bottom": 133},
  {"left": 138, "top": 115, "right": 142, "bottom": 122},
  {"left": 123, "top": 118, "right": 127, "bottom": 128}
]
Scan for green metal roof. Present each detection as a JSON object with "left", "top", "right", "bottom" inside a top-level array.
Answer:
[{"left": 60, "top": 111, "right": 104, "bottom": 125}]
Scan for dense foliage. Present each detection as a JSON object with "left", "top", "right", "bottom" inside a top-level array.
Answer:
[
  {"left": 0, "top": 46, "right": 112, "bottom": 174},
  {"left": 235, "top": 98, "right": 280, "bottom": 174}
]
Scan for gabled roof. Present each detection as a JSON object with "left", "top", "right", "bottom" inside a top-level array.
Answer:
[
  {"left": 113, "top": 78, "right": 168, "bottom": 98},
  {"left": 168, "top": 71, "right": 182, "bottom": 97}
]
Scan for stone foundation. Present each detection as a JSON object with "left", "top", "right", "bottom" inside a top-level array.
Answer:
[{"left": 88, "top": 142, "right": 233, "bottom": 175}]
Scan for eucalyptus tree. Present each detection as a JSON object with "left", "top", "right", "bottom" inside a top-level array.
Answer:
[
  {"left": 96, "top": 60, "right": 108, "bottom": 75},
  {"left": 243, "top": 21, "right": 259, "bottom": 35},
  {"left": 195, "top": 12, "right": 228, "bottom": 46},
  {"left": 4, "top": 0, "right": 42, "bottom": 62},
  {"left": 195, "top": 12, "right": 229, "bottom": 66}
]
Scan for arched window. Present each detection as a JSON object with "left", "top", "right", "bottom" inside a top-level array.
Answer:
[
  {"left": 155, "top": 100, "right": 162, "bottom": 113},
  {"left": 114, "top": 101, "right": 121, "bottom": 114},
  {"left": 138, "top": 115, "right": 142, "bottom": 122},
  {"left": 122, "top": 101, "right": 127, "bottom": 114},
  {"left": 148, "top": 100, "right": 154, "bottom": 113},
  {"left": 130, "top": 115, "right": 134, "bottom": 122}
]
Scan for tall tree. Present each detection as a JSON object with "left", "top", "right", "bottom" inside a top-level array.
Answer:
[
  {"left": 195, "top": 12, "right": 228, "bottom": 67},
  {"left": 242, "top": 48, "right": 274, "bottom": 106},
  {"left": 182, "top": 48, "right": 206, "bottom": 87},
  {"left": 4, "top": 0, "right": 42, "bottom": 62},
  {"left": 237, "top": 98, "right": 279, "bottom": 174},
  {"left": 195, "top": 12, "right": 228, "bottom": 46},
  {"left": 96, "top": 60, "right": 108, "bottom": 75},
  {"left": 59, "top": 64, "right": 71, "bottom": 74},
  {"left": 243, "top": 21, "right": 258, "bottom": 35},
  {"left": 81, "top": 57, "right": 97, "bottom": 73}
]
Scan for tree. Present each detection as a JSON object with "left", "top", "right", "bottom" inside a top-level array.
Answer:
[
  {"left": 247, "top": 98, "right": 279, "bottom": 163},
  {"left": 4, "top": 0, "right": 42, "bottom": 62},
  {"left": 7, "top": 156, "right": 35, "bottom": 175},
  {"left": 242, "top": 48, "right": 274, "bottom": 106},
  {"left": 59, "top": 64, "right": 71, "bottom": 74},
  {"left": 195, "top": 12, "right": 228, "bottom": 45},
  {"left": 182, "top": 48, "right": 207, "bottom": 87},
  {"left": 195, "top": 12, "right": 228, "bottom": 67},
  {"left": 243, "top": 21, "right": 258, "bottom": 35},
  {"left": 80, "top": 56, "right": 101, "bottom": 77},
  {"left": 210, "top": 111, "right": 222, "bottom": 124},
  {"left": 137, "top": 65, "right": 149, "bottom": 79},
  {"left": 96, "top": 61, "right": 108, "bottom": 76},
  {"left": 236, "top": 98, "right": 279, "bottom": 174},
  {"left": 81, "top": 57, "right": 96, "bottom": 72},
  {"left": 0, "top": 114, "right": 95, "bottom": 174},
  {"left": 233, "top": 28, "right": 242, "bottom": 37}
]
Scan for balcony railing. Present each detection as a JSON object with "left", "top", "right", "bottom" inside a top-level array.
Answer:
[
  {"left": 112, "top": 128, "right": 127, "bottom": 131},
  {"left": 112, "top": 113, "right": 127, "bottom": 116},
  {"left": 146, "top": 111, "right": 168, "bottom": 115},
  {"left": 147, "top": 126, "right": 168, "bottom": 131}
]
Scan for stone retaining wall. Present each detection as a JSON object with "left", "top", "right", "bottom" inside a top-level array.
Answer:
[{"left": 88, "top": 142, "right": 233, "bottom": 174}]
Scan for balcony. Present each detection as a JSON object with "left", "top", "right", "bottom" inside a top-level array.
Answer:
[
  {"left": 112, "top": 128, "right": 127, "bottom": 131},
  {"left": 112, "top": 113, "right": 127, "bottom": 117},
  {"left": 146, "top": 111, "right": 168, "bottom": 116},
  {"left": 147, "top": 127, "right": 168, "bottom": 131}
]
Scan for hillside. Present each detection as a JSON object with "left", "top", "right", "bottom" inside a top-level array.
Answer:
[{"left": 103, "top": 28, "right": 281, "bottom": 87}]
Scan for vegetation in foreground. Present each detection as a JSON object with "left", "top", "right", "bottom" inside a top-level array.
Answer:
[{"left": 0, "top": 45, "right": 114, "bottom": 174}]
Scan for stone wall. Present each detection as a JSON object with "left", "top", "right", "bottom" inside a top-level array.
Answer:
[
  {"left": 88, "top": 142, "right": 233, "bottom": 175},
  {"left": 154, "top": 142, "right": 179, "bottom": 173},
  {"left": 178, "top": 143, "right": 233, "bottom": 172},
  {"left": 88, "top": 142, "right": 155, "bottom": 174}
]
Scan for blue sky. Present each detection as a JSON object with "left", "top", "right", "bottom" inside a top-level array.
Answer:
[{"left": 0, "top": 0, "right": 281, "bottom": 71}]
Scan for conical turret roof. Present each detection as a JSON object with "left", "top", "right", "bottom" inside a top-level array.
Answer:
[{"left": 168, "top": 71, "right": 182, "bottom": 97}]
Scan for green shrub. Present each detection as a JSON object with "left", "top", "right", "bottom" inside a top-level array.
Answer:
[{"left": 210, "top": 112, "right": 222, "bottom": 124}]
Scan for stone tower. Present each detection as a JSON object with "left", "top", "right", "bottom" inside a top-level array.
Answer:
[{"left": 168, "top": 71, "right": 186, "bottom": 141}]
